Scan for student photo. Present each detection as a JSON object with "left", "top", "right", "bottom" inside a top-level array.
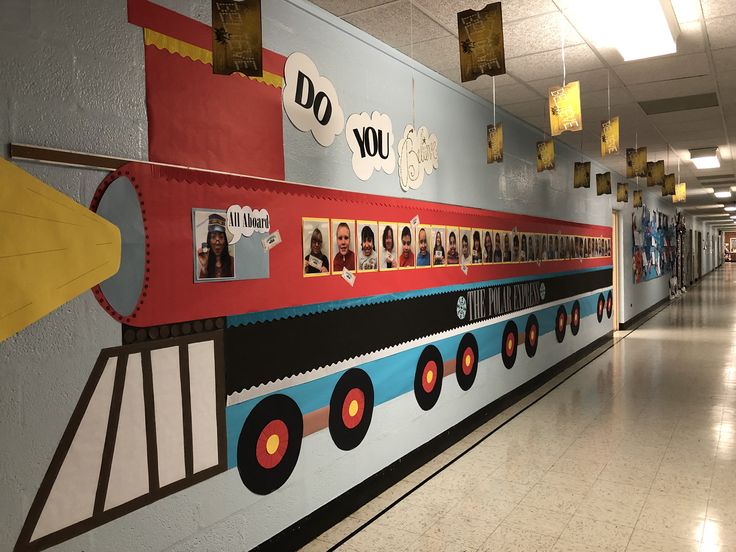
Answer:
[
  {"left": 460, "top": 228, "right": 472, "bottom": 265},
  {"left": 471, "top": 230, "right": 482, "bottom": 264},
  {"left": 528, "top": 234, "right": 537, "bottom": 262},
  {"left": 195, "top": 211, "right": 235, "bottom": 280},
  {"left": 357, "top": 221, "right": 379, "bottom": 272},
  {"left": 483, "top": 230, "right": 493, "bottom": 263},
  {"left": 511, "top": 233, "right": 520, "bottom": 262},
  {"left": 494, "top": 232, "right": 503, "bottom": 262},
  {"left": 502, "top": 232, "right": 511, "bottom": 262},
  {"left": 446, "top": 227, "right": 459, "bottom": 265},
  {"left": 519, "top": 234, "right": 528, "bottom": 262},
  {"left": 331, "top": 220, "right": 356, "bottom": 273},
  {"left": 302, "top": 218, "right": 330, "bottom": 276},
  {"left": 416, "top": 225, "right": 431, "bottom": 267},
  {"left": 399, "top": 225, "right": 415, "bottom": 268},
  {"left": 379, "top": 223, "right": 398, "bottom": 270},
  {"left": 432, "top": 227, "right": 446, "bottom": 266},
  {"left": 540, "top": 235, "right": 548, "bottom": 260}
]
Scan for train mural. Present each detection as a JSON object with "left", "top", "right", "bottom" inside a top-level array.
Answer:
[
  {"left": 6, "top": 2, "right": 616, "bottom": 550},
  {"left": 14, "top": 162, "right": 613, "bottom": 551}
]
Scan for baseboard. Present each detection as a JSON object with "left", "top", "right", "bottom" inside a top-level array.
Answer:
[
  {"left": 252, "top": 331, "right": 615, "bottom": 552},
  {"left": 618, "top": 295, "right": 671, "bottom": 331}
]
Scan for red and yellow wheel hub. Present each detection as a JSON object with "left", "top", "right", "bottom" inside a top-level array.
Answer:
[
  {"left": 341, "top": 388, "right": 365, "bottom": 429},
  {"left": 461, "top": 347, "right": 475, "bottom": 376},
  {"left": 256, "top": 419, "right": 289, "bottom": 469},
  {"left": 505, "top": 332, "right": 516, "bottom": 355},
  {"left": 422, "top": 360, "right": 438, "bottom": 393}
]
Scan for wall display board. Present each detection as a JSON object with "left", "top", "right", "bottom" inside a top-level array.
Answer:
[
  {"left": 632, "top": 205, "right": 675, "bottom": 283},
  {"left": 13, "top": 161, "right": 613, "bottom": 551}
]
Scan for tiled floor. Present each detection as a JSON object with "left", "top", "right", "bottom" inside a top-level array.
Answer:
[{"left": 302, "top": 265, "right": 736, "bottom": 552}]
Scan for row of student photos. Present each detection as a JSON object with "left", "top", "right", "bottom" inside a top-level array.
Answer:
[{"left": 303, "top": 218, "right": 612, "bottom": 277}]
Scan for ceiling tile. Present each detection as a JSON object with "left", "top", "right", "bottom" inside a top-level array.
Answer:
[
  {"left": 627, "top": 76, "right": 716, "bottom": 102},
  {"left": 506, "top": 43, "right": 602, "bottom": 82},
  {"left": 310, "top": 0, "right": 391, "bottom": 17},
  {"left": 527, "top": 68, "right": 624, "bottom": 96},
  {"left": 397, "top": 35, "right": 458, "bottom": 69},
  {"left": 676, "top": 21, "right": 707, "bottom": 55},
  {"left": 504, "top": 13, "right": 583, "bottom": 59},
  {"left": 671, "top": 0, "right": 705, "bottom": 23},
  {"left": 613, "top": 53, "right": 710, "bottom": 86},
  {"left": 412, "top": 0, "right": 557, "bottom": 35},
  {"left": 713, "top": 47, "right": 736, "bottom": 74},
  {"left": 477, "top": 83, "right": 543, "bottom": 104},
  {"left": 502, "top": 99, "right": 547, "bottom": 118},
  {"left": 461, "top": 73, "right": 517, "bottom": 93},
  {"left": 648, "top": 106, "right": 723, "bottom": 125},
  {"left": 342, "top": 0, "right": 450, "bottom": 49},
  {"left": 705, "top": 14, "right": 736, "bottom": 49},
  {"left": 580, "top": 87, "right": 632, "bottom": 110},
  {"left": 702, "top": 0, "right": 736, "bottom": 19}
]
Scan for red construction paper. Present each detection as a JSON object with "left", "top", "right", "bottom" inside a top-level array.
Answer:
[
  {"left": 130, "top": 0, "right": 285, "bottom": 178},
  {"left": 91, "top": 163, "right": 612, "bottom": 328}
]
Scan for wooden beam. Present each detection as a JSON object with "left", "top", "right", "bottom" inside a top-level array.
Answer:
[{"left": 9, "top": 143, "right": 132, "bottom": 171}]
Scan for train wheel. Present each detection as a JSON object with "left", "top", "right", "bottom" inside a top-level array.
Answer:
[
  {"left": 597, "top": 294, "right": 605, "bottom": 323},
  {"left": 455, "top": 333, "right": 478, "bottom": 391},
  {"left": 571, "top": 300, "right": 581, "bottom": 336},
  {"left": 501, "top": 321, "right": 518, "bottom": 369},
  {"left": 237, "top": 394, "right": 303, "bottom": 495},
  {"left": 606, "top": 290, "right": 613, "bottom": 319},
  {"left": 524, "top": 314, "right": 539, "bottom": 358},
  {"left": 414, "top": 345, "right": 444, "bottom": 411},
  {"left": 329, "top": 368, "right": 374, "bottom": 451},
  {"left": 555, "top": 305, "right": 567, "bottom": 343}
]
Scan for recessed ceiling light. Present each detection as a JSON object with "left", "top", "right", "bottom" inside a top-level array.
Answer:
[
  {"left": 715, "top": 191, "right": 732, "bottom": 199},
  {"left": 690, "top": 147, "right": 721, "bottom": 169}
]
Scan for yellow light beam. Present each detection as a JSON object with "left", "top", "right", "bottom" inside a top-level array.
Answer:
[{"left": 0, "top": 159, "right": 121, "bottom": 341}]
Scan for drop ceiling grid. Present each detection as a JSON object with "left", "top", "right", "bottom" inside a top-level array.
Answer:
[{"left": 308, "top": 0, "right": 736, "bottom": 210}]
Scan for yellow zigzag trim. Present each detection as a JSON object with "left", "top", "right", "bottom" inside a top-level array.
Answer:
[{"left": 143, "top": 28, "right": 283, "bottom": 89}]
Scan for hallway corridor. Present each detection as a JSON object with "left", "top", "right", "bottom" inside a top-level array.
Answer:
[{"left": 304, "top": 265, "right": 736, "bottom": 552}]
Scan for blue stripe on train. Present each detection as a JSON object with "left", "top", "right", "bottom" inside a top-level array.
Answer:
[
  {"left": 225, "top": 289, "right": 609, "bottom": 468},
  {"left": 226, "top": 266, "right": 613, "bottom": 328}
]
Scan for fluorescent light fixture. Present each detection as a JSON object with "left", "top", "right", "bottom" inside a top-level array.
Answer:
[
  {"left": 690, "top": 147, "right": 721, "bottom": 169},
  {"left": 612, "top": 0, "right": 680, "bottom": 60},
  {"left": 725, "top": 206, "right": 736, "bottom": 212},
  {"left": 563, "top": 0, "right": 680, "bottom": 61},
  {"left": 732, "top": 186, "right": 736, "bottom": 192},
  {"left": 715, "top": 191, "right": 732, "bottom": 199}
]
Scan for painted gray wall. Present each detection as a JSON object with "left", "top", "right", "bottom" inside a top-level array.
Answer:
[{"left": 0, "top": 0, "right": 677, "bottom": 550}]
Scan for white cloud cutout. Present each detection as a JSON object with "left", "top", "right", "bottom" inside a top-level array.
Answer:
[
  {"left": 282, "top": 52, "right": 344, "bottom": 147},
  {"left": 345, "top": 111, "right": 396, "bottom": 181},
  {"left": 397, "top": 125, "right": 438, "bottom": 191}
]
